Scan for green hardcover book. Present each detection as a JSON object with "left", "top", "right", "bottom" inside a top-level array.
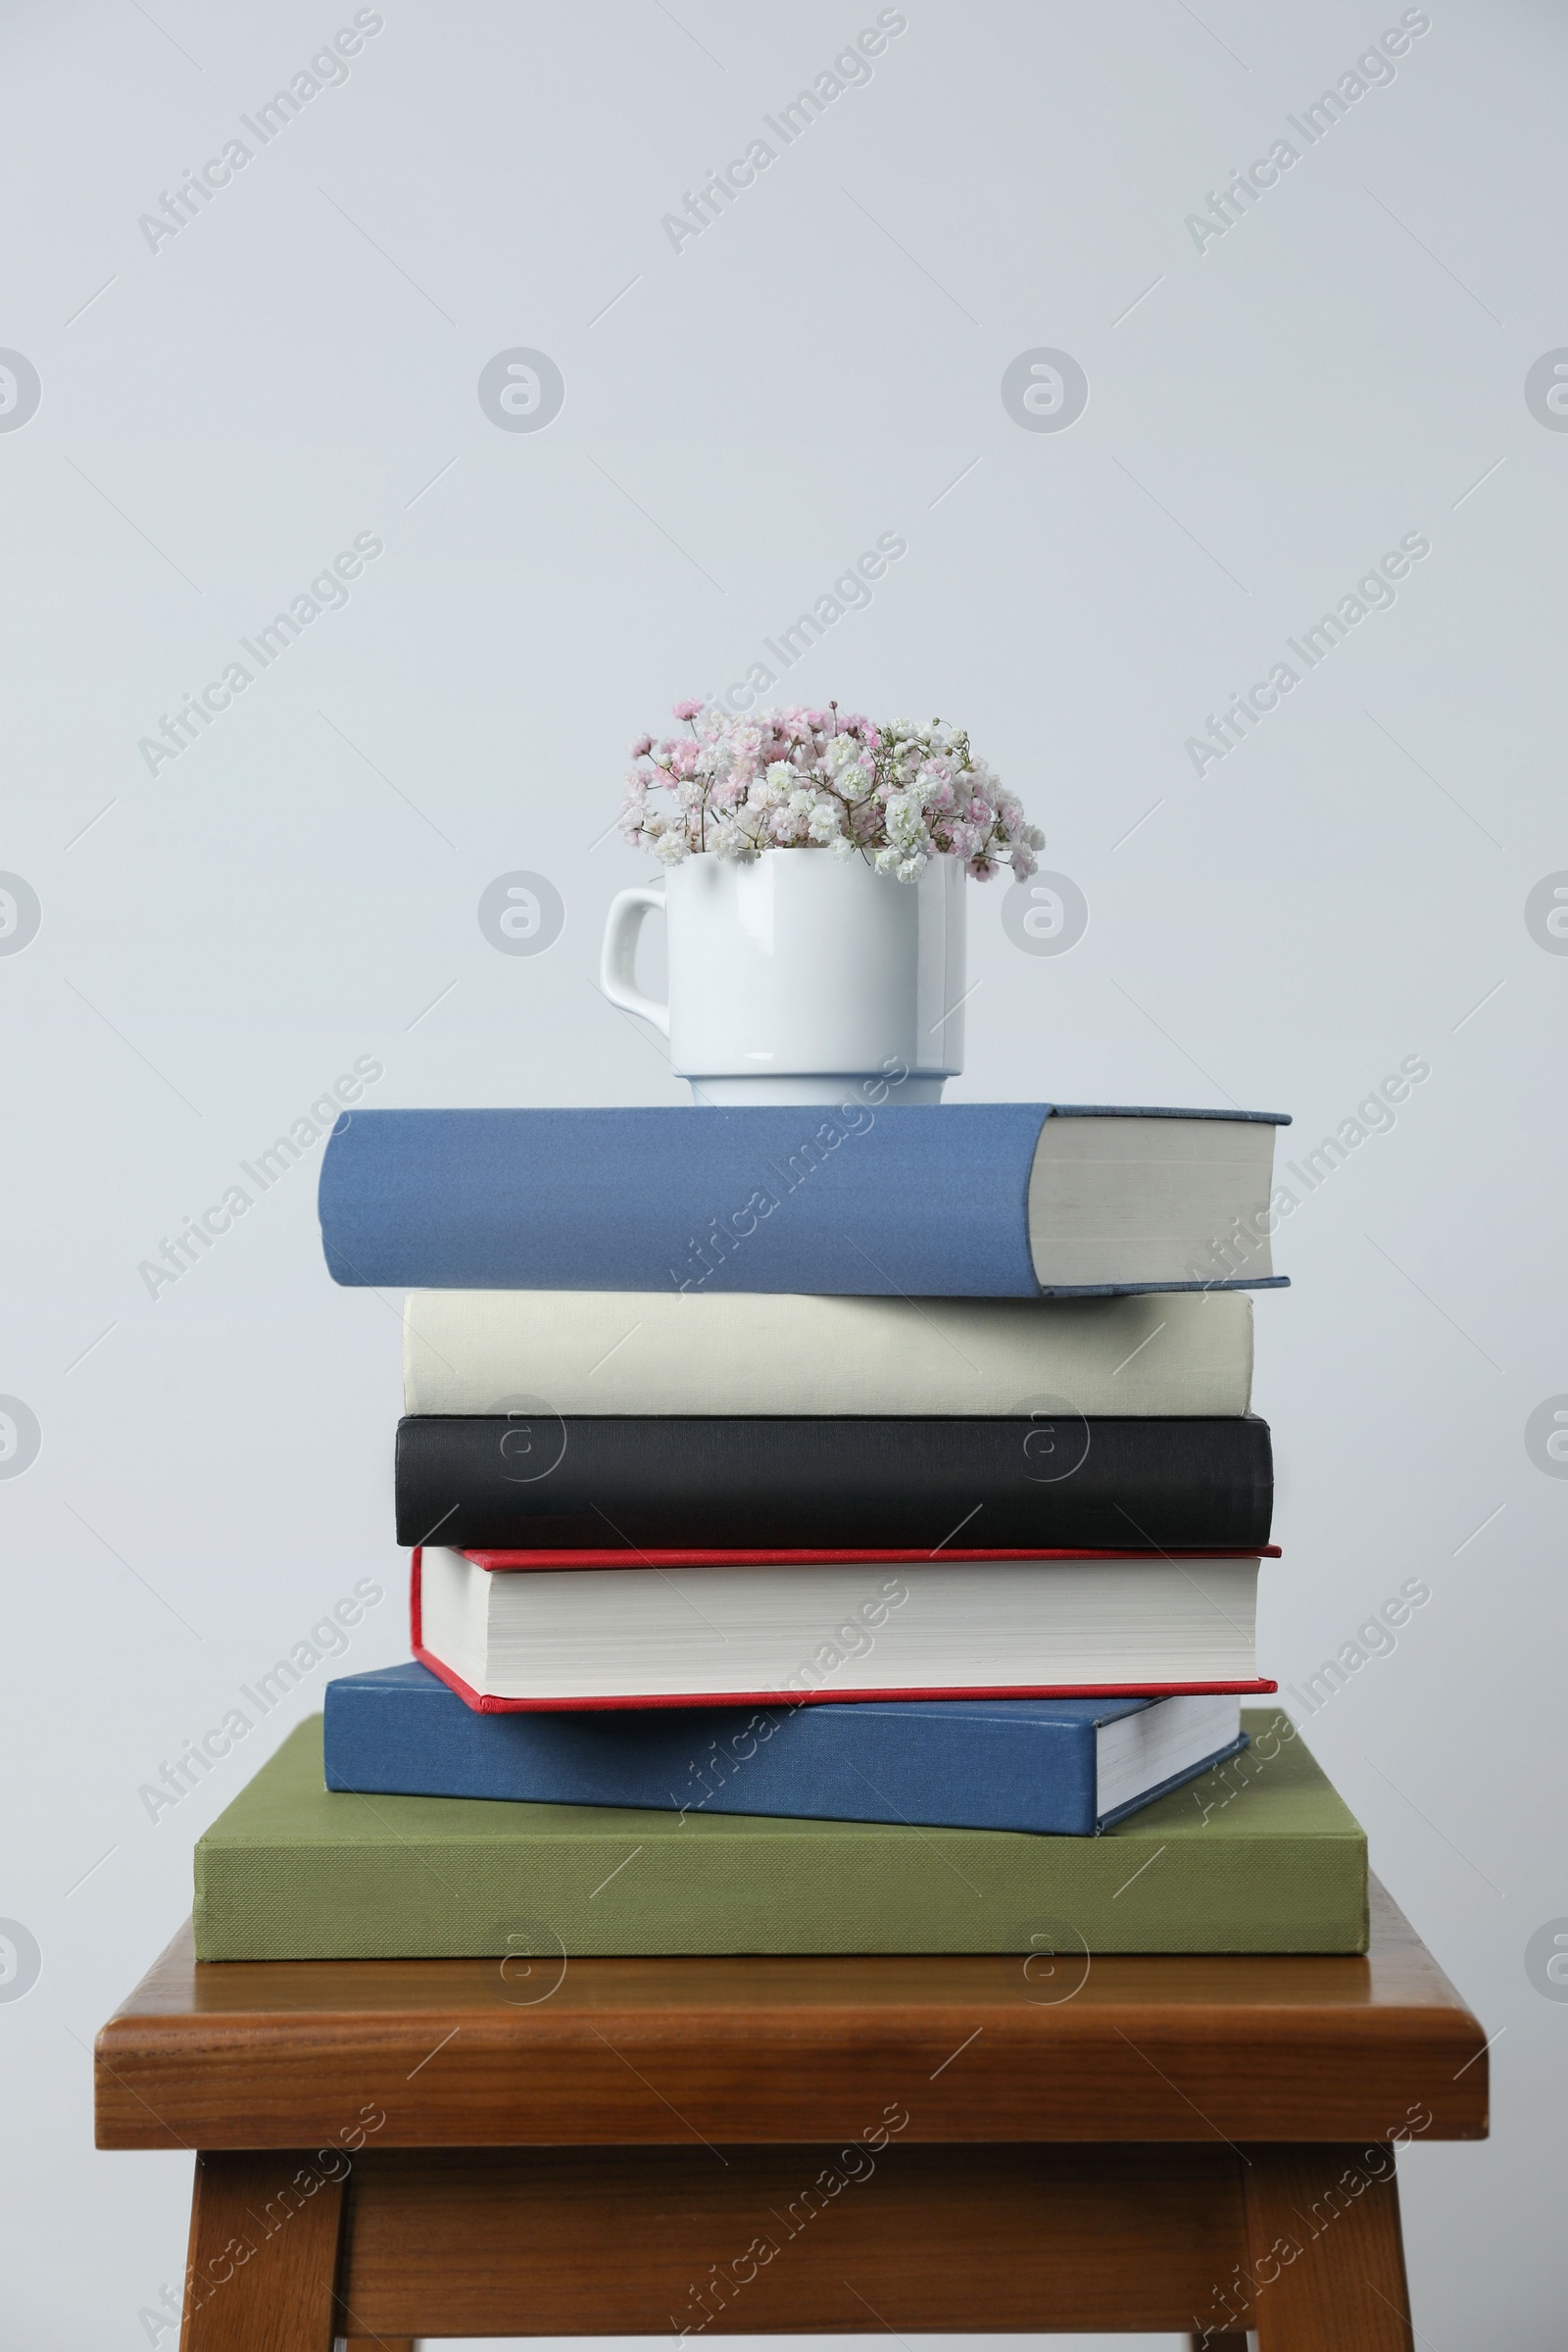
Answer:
[{"left": 193, "top": 1710, "right": 1367, "bottom": 1961}]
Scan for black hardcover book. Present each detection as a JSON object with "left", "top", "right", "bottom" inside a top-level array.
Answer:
[{"left": 394, "top": 1415, "right": 1274, "bottom": 1552}]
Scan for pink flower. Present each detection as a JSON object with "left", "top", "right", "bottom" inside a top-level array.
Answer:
[{"left": 618, "top": 701, "right": 1037, "bottom": 885}]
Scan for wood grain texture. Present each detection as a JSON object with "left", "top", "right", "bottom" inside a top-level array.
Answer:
[
  {"left": 97, "top": 1880, "right": 1487, "bottom": 2151},
  {"left": 178, "top": 2152, "right": 342, "bottom": 2351},
  {"left": 1242, "top": 2144, "right": 1413, "bottom": 2350},
  {"left": 335, "top": 2144, "right": 1249, "bottom": 2337}
]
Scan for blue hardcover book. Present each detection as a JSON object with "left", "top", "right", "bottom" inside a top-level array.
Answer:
[
  {"left": 318, "top": 1103, "right": 1289, "bottom": 1296},
  {"left": 322, "top": 1663, "right": 1250, "bottom": 1836}
]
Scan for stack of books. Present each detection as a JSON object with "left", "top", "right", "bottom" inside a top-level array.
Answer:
[{"left": 192, "top": 1102, "right": 1369, "bottom": 1960}]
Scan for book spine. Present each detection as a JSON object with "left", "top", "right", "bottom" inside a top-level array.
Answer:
[
  {"left": 393, "top": 1415, "right": 1275, "bottom": 1552},
  {"left": 325, "top": 1678, "right": 1104, "bottom": 1833},
  {"left": 402, "top": 1289, "right": 1256, "bottom": 1419},
  {"left": 196, "top": 1716, "right": 1365, "bottom": 1961},
  {"left": 319, "top": 1104, "right": 1048, "bottom": 1295}
]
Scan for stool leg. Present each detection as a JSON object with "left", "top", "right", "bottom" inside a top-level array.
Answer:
[
  {"left": 1241, "top": 2144, "right": 1413, "bottom": 2350},
  {"left": 178, "top": 2151, "right": 346, "bottom": 2350}
]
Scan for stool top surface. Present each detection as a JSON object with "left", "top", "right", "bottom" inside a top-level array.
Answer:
[{"left": 96, "top": 1879, "right": 1487, "bottom": 2152}]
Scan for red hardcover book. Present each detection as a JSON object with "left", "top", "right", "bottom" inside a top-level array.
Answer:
[{"left": 409, "top": 1544, "right": 1281, "bottom": 1714}]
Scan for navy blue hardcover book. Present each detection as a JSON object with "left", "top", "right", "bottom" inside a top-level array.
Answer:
[
  {"left": 322, "top": 1663, "right": 1249, "bottom": 1836},
  {"left": 318, "top": 1102, "right": 1290, "bottom": 1297}
]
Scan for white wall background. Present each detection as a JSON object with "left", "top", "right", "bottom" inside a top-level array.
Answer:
[{"left": 3, "top": 0, "right": 1565, "bottom": 2343}]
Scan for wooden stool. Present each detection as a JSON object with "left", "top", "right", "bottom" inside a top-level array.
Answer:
[{"left": 95, "top": 1879, "right": 1485, "bottom": 2350}]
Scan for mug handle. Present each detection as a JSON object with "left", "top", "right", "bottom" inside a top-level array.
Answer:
[{"left": 600, "top": 884, "right": 669, "bottom": 1035}]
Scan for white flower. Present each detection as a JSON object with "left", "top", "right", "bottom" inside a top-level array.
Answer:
[
  {"left": 885, "top": 794, "right": 926, "bottom": 850},
  {"left": 619, "top": 702, "right": 1038, "bottom": 884}
]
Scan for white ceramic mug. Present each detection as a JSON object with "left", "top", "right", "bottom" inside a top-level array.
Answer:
[{"left": 600, "top": 850, "right": 966, "bottom": 1104}]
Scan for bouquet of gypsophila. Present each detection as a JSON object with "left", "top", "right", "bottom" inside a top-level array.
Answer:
[{"left": 619, "top": 700, "right": 1044, "bottom": 884}]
